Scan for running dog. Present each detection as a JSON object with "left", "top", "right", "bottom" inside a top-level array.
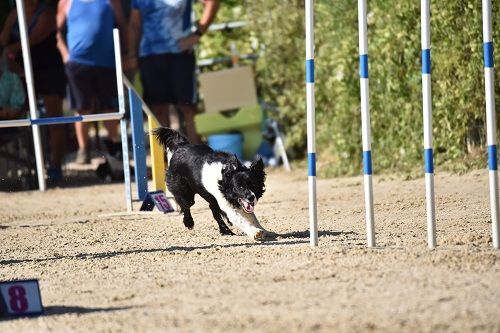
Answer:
[{"left": 152, "top": 127, "right": 271, "bottom": 241}]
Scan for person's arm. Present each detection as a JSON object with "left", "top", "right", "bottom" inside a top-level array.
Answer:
[
  {"left": 0, "top": 10, "right": 17, "bottom": 47},
  {"left": 178, "top": 0, "right": 219, "bottom": 52},
  {"left": 109, "top": 0, "right": 128, "bottom": 53},
  {"left": 56, "top": 0, "right": 70, "bottom": 63},
  {"left": 124, "top": 8, "right": 141, "bottom": 71},
  {"left": 197, "top": 0, "right": 220, "bottom": 34}
]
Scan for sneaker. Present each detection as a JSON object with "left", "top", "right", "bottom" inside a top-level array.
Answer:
[{"left": 75, "top": 148, "right": 90, "bottom": 164}]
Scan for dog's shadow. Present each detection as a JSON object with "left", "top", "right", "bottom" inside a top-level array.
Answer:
[
  {"left": 0, "top": 230, "right": 352, "bottom": 266},
  {"left": 275, "top": 230, "right": 349, "bottom": 239}
]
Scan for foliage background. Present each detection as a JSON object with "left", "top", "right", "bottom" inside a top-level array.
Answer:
[{"left": 199, "top": 1, "right": 500, "bottom": 176}]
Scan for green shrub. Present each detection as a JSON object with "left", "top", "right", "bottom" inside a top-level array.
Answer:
[{"left": 243, "top": 0, "right": 500, "bottom": 176}]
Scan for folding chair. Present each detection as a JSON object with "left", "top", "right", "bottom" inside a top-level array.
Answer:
[{"left": 194, "top": 66, "right": 264, "bottom": 160}]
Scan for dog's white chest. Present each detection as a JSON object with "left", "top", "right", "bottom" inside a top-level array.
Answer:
[{"left": 200, "top": 162, "right": 224, "bottom": 197}]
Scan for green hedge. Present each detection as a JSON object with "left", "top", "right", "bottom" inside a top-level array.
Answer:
[{"left": 242, "top": 0, "right": 500, "bottom": 175}]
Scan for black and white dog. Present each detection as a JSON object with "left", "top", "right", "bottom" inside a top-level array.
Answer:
[{"left": 152, "top": 127, "right": 271, "bottom": 241}]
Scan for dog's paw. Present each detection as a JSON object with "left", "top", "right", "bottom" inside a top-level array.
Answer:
[
  {"left": 253, "top": 229, "right": 265, "bottom": 241},
  {"left": 253, "top": 229, "right": 278, "bottom": 242}
]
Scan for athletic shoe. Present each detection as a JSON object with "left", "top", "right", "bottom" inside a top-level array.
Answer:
[{"left": 75, "top": 148, "right": 90, "bottom": 164}]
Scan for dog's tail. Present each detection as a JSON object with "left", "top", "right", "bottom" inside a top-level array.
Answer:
[{"left": 151, "top": 127, "right": 189, "bottom": 152}]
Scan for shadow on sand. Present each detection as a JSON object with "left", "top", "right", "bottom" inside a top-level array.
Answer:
[
  {"left": 0, "top": 305, "right": 132, "bottom": 321},
  {"left": 0, "top": 229, "right": 355, "bottom": 267}
]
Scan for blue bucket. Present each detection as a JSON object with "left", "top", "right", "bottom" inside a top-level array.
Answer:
[{"left": 208, "top": 133, "right": 243, "bottom": 160}]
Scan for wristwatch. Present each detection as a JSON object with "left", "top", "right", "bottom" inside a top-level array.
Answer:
[{"left": 194, "top": 27, "right": 203, "bottom": 37}]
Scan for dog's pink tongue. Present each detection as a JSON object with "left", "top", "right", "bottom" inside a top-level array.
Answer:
[{"left": 243, "top": 201, "right": 254, "bottom": 213}]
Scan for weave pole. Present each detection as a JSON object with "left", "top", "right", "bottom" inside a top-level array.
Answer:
[
  {"left": 357, "top": 0, "right": 375, "bottom": 247},
  {"left": 16, "top": 0, "right": 46, "bottom": 191},
  {"left": 421, "top": 0, "right": 437, "bottom": 249},
  {"left": 482, "top": 0, "right": 499, "bottom": 249},
  {"left": 305, "top": 0, "right": 318, "bottom": 246},
  {"left": 113, "top": 29, "right": 133, "bottom": 212}
]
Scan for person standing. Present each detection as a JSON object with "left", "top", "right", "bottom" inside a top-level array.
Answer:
[
  {"left": 125, "top": 0, "right": 220, "bottom": 144},
  {"left": 56, "top": 0, "right": 127, "bottom": 164},
  {"left": 0, "top": 0, "right": 67, "bottom": 182}
]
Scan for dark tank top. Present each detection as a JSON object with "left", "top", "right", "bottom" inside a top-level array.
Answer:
[{"left": 10, "top": 4, "right": 64, "bottom": 71}]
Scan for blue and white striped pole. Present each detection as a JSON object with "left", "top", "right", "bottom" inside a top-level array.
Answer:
[
  {"left": 482, "top": 0, "right": 499, "bottom": 249},
  {"left": 305, "top": 0, "right": 318, "bottom": 246},
  {"left": 358, "top": 0, "right": 375, "bottom": 247},
  {"left": 421, "top": 0, "right": 437, "bottom": 249}
]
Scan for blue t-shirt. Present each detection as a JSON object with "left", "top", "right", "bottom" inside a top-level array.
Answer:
[
  {"left": 131, "top": 0, "right": 193, "bottom": 55},
  {"left": 67, "top": 0, "right": 116, "bottom": 68}
]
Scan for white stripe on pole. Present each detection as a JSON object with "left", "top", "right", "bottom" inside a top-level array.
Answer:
[
  {"left": 81, "top": 113, "right": 123, "bottom": 123},
  {"left": 113, "top": 29, "right": 132, "bottom": 212},
  {"left": 16, "top": 0, "right": 46, "bottom": 191},
  {"left": 482, "top": 0, "right": 499, "bottom": 249},
  {"left": 305, "top": 0, "right": 318, "bottom": 247},
  {"left": 421, "top": 0, "right": 436, "bottom": 249},
  {"left": 0, "top": 119, "right": 31, "bottom": 128},
  {"left": 358, "top": 0, "right": 375, "bottom": 247}
]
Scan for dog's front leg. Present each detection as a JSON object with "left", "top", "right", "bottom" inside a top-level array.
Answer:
[
  {"left": 209, "top": 203, "right": 235, "bottom": 235},
  {"left": 224, "top": 209, "right": 269, "bottom": 241}
]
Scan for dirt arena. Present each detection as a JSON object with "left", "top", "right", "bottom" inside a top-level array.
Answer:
[{"left": 1, "top": 167, "right": 500, "bottom": 332}]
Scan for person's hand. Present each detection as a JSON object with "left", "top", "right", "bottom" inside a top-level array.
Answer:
[
  {"left": 61, "top": 52, "right": 69, "bottom": 64},
  {"left": 123, "top": 56, "right": 138, "bottom": 72},
  {"left": 178, "top": 34, "right": 200, "bottom": 52},
  {"left": 5, "top": 44, "right": 18, "bottom": 60},
  {"left": 0, "top": 108, "right": 18, "bottom": 119}
]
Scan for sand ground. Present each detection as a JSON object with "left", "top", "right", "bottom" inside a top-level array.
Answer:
[{"left": 1, "top": 168, "right": 500, "bottom": 332}]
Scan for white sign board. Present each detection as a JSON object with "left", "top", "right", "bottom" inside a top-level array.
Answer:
[{"left": 0, "top": 280, "right": 43, "bottom": 317}]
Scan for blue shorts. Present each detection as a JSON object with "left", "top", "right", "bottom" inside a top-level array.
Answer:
[
  {"left": 65, "top": 61, "right": 118, "bottom": 112},
  {"left": 139, "top": 51, "right": 196, "bottom": 106}
]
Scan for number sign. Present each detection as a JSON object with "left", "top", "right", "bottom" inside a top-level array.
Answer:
[
  {"left": 0, "top": 280, "right": 43, "bottom": 317},
  {"left": 140, "top": 191, "right": 175, "bottom": 213}
]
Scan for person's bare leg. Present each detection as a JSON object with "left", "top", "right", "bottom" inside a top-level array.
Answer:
[
  {"left": 178, "top": 104, "right": 201, "bottom": 144},
  {"left": 74, "top": 109, "right": 91, "bottom": 163},
  {"left": 75, "top": 118, "right": 89, "bottom": 149},
  {"left": 102, "top": 117, "right": 120, "bottom": 143},
  {"left": 101, "top": 116, "right": 121, "bottom": 158},
  {"left": 151, "top": 104, "right": 171, "bottom": 128},
  {"left": 168, "top": 105, "right": 180, "bottom": 131},
  {"left": 43, "top": 95, "right": 65, "bottom": 168}
]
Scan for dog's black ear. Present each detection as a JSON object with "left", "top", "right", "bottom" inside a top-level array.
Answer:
[
  {"left": 250, "top": 157, "right": 265, "bottom": 175},
  {"left": 232, "top": 154, "right": 245, "bottom": 170},
  {"left": 250, "top": 157, "right": 266, "bottom": 197}
]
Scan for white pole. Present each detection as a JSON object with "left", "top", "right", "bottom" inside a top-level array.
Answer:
[
  {"left": 358, "top": 0, "right": 375, "bottom": 247},
  {"left": 305, "top": 0, "right": 318, "bottom": 246},
  {"left": 113, "top": 28, "right": 132, "bottom": 212},
  {"left": 421, "top": 0, "right": 437, "bottom": 249},
  {"left": 482, "top": 0, "right": 499, "bottom": 249},
  {"left": 16, "top": 0, "right": 46, "bottom": 191}
]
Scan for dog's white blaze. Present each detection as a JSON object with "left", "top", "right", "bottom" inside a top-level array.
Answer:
[
  {"left": 201, "top": 162, "right": 265, "bottom": 239},
  {"left": 166, "top": 149, "right": 173, "bottom": 165}
]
